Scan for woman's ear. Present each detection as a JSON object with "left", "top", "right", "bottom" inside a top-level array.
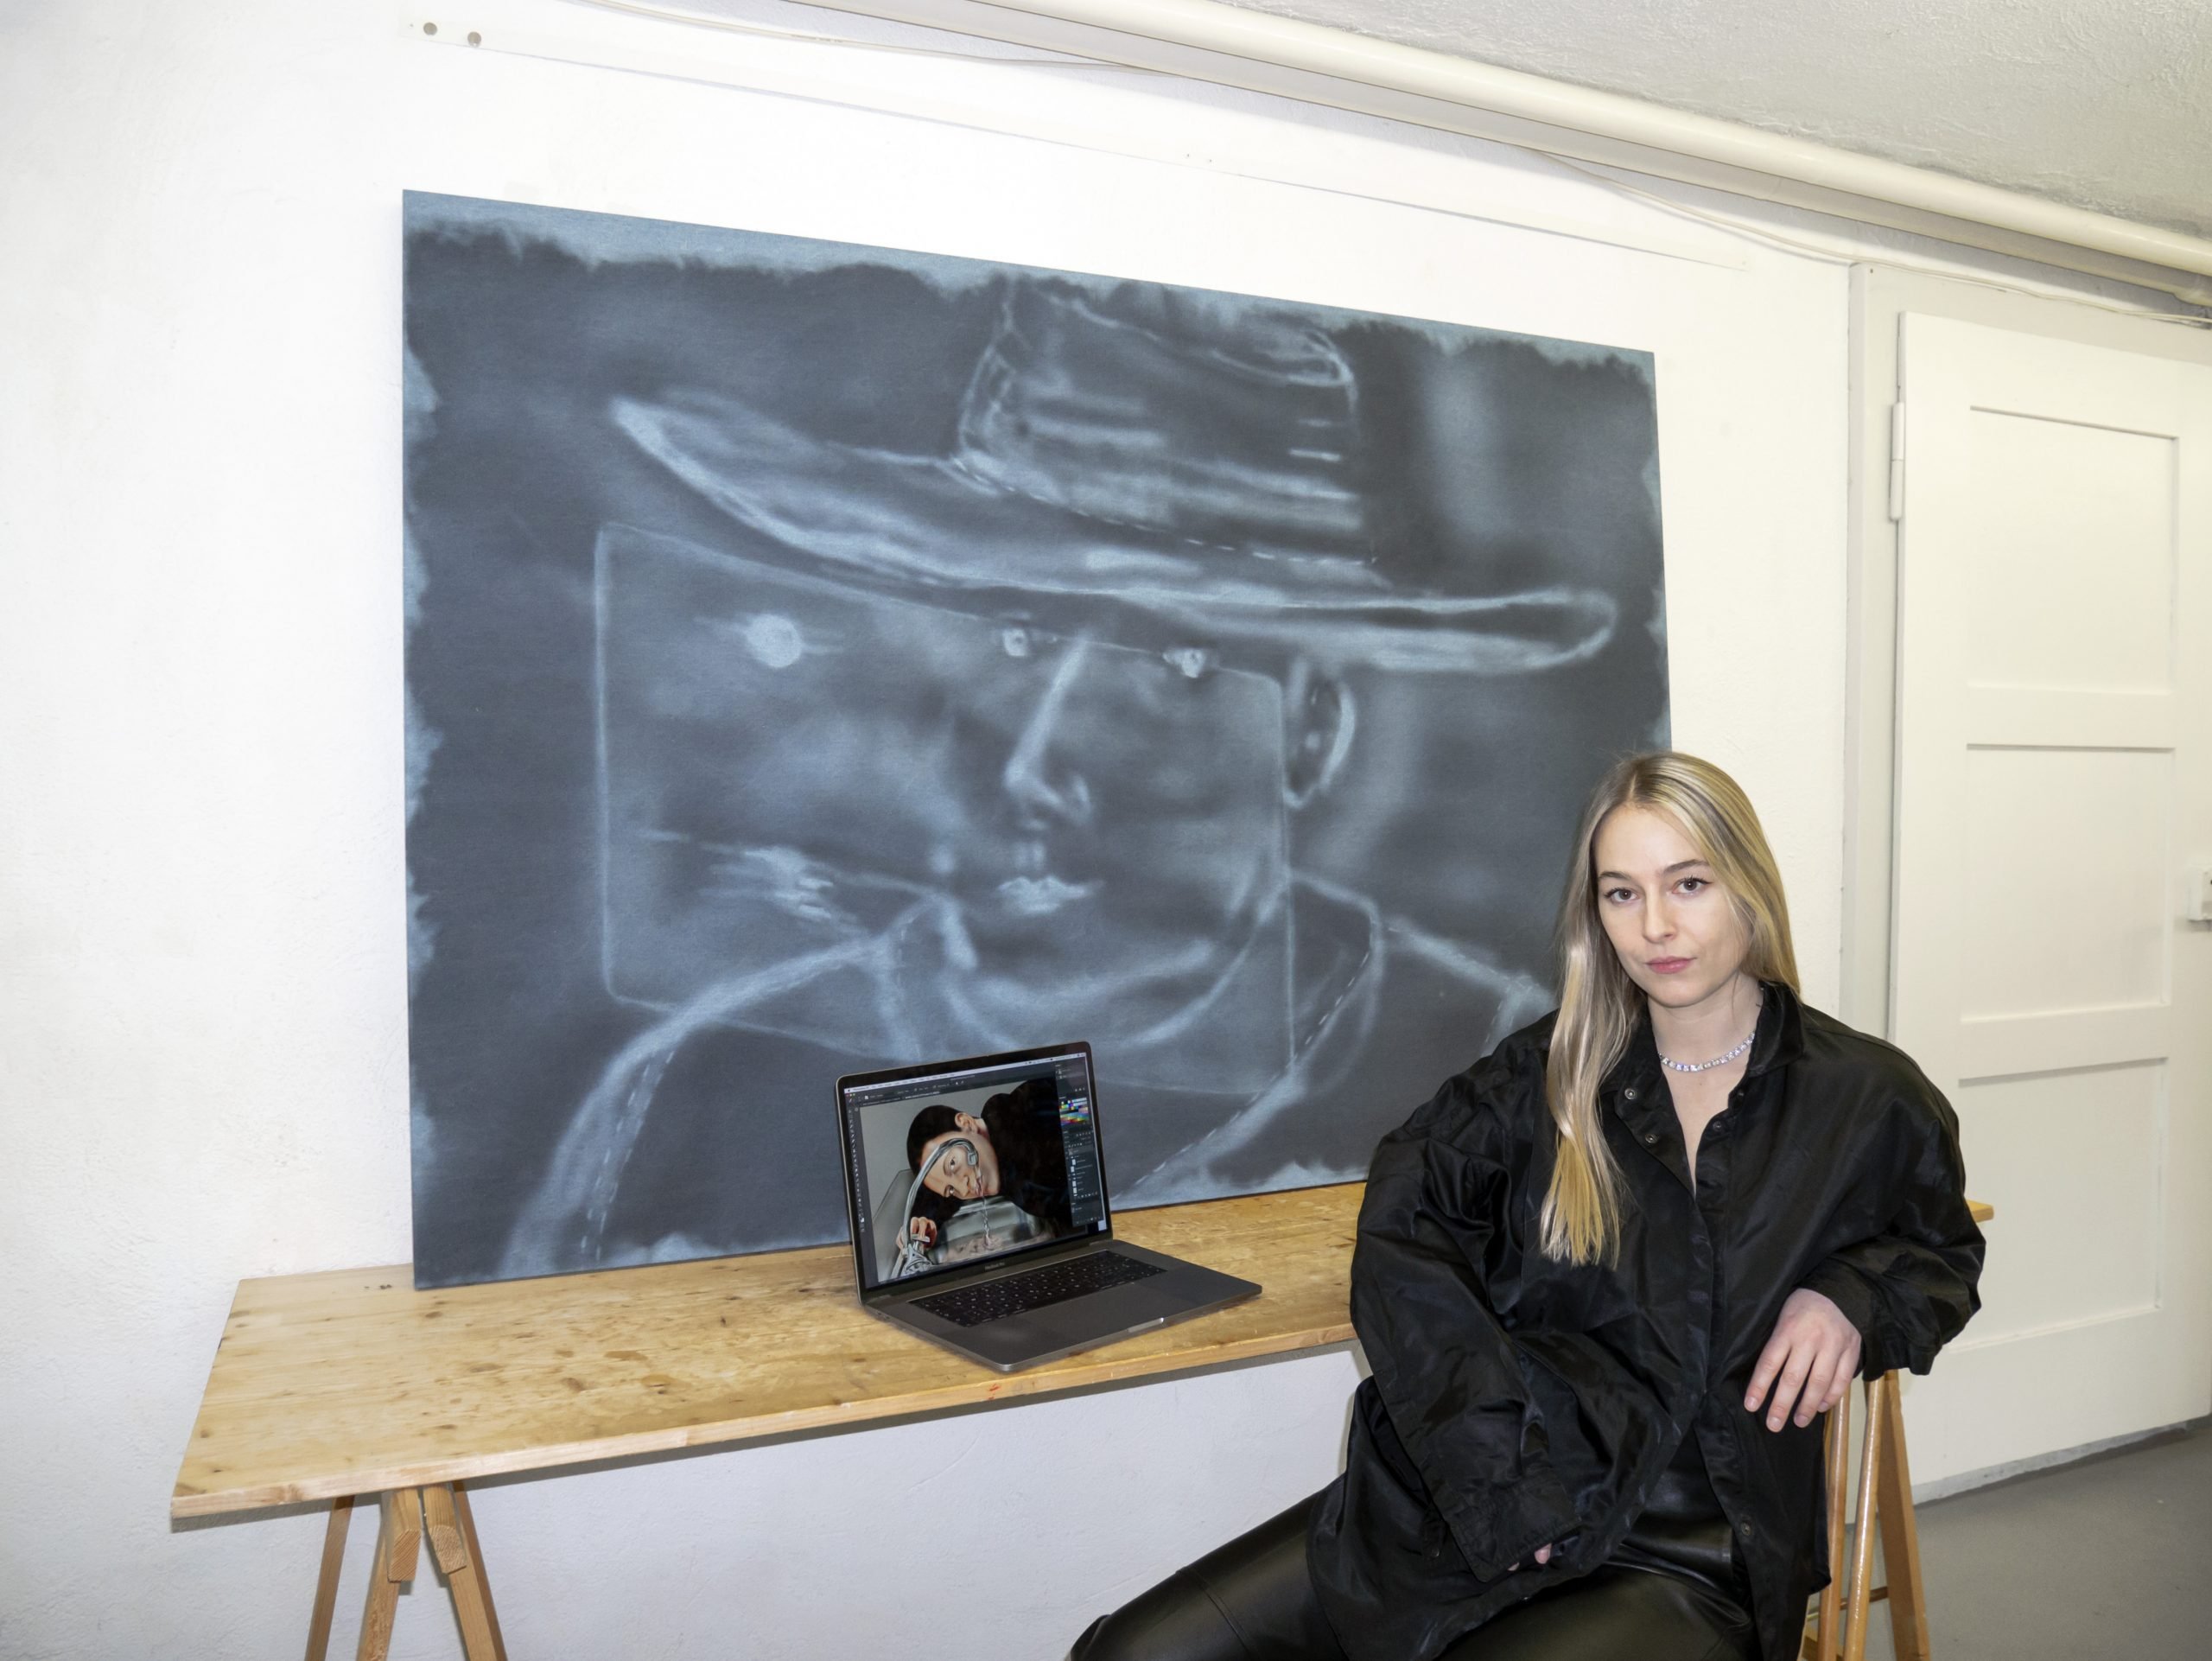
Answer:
[
  {"left": 955, "top": 1111, "right": 984, "bottom": 1134},
  {"left": 1284, "top": 658, "right": 1355, "bottom": 809}
]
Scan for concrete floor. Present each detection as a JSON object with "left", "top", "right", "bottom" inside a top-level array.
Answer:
[{"left": 1865, "top": 1422, "right": 2211, "bottom": 1660}]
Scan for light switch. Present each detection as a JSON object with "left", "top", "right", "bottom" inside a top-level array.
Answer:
[{"left": 2187, "top": 866, "right": 2212, "bottom": 924}]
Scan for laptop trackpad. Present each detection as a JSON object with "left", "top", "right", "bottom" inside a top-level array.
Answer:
[{"left": 1047, "top": 1276, "right": 1179, "bottom": 1336}]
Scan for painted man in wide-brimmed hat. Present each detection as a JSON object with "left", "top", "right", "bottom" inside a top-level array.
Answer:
[{"left": 501, "top": 280, "right": 1654, "bottom": 1277}]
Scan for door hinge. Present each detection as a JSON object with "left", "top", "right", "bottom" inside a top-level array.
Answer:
[{"left": 1886, "top": 400, "right": 1906, "bottom": 523}]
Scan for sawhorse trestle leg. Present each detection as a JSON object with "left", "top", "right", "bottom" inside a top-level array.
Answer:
[
  {"left": 302, "top": 1483, "right": 507, "bottom": 1661},
  {"left": 1803, "top": 1371, "right": 1933, "bottom": 1661}
]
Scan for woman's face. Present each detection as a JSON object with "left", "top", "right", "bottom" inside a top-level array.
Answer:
[
  {"left": 1592, "top": 805, "right": 1753, "bottom": 1017},
  {"left": 918, "top": 1113, "right": 1002, "bottom": 1202}
]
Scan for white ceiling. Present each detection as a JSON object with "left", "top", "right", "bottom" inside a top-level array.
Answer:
[{"left": 1221, "top": 0, "right": 2212, "bottom": 242}]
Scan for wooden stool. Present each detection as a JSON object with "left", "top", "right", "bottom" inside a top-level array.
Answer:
[
  {"left": 1803, "top": 1371, "right": 1929, "bottom": 1661},
  {"left": 303, "top": 1482, "right": 507, "bottom": 1661}
]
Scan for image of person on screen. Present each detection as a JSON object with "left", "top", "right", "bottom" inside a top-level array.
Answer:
[
  {"left": 899, "top": 1078, "right": 1075, "bottom": 1258},
  {"left": 490, "top": 277, "right": 1665, "bottom": 1279}
]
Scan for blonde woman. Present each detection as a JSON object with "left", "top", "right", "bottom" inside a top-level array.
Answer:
[{"left": 1071, "top": 752, "right": 1983, "bottom": 1661}]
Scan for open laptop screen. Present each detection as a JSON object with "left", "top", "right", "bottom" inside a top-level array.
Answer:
[{"left": 839, "top": 1044, "right": 1110, "bottom": 1292}]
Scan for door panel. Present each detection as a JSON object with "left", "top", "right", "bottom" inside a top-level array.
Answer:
[
  {"left": 1961, "top": 413, "right": 2175, "bottom": 691},
  {"left": 1952, "top": 1062, "right": 2163, "bottom": 1342},
  {"left": 1960, "top": 747, "right": 2170, "bottom": 1017}
]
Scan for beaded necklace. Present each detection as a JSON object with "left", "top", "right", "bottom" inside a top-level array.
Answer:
[
  {"left": 1657, "top": 1029, "right": 1755, "bottom": 1073},
  {"left": 1657, "top": 990, "right": 1762, "bottom": 1074}
]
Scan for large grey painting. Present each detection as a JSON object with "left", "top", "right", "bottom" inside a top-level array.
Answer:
[{"left": 404, "top": 191, "right": 1668, "bottom": 1289}]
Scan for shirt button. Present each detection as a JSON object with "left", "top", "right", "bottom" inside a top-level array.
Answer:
[
  {"left": 1738, "top": 1521, "right": 1754, "bottom": 1540},
  {"left": 1643, "top": 1130, "right": 1659, "bottom": 1144},
  {"left": 1624, "top": 1088, "right": 1638, "bottom": 1102}
]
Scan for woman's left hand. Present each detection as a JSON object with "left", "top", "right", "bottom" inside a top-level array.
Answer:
[{"left": 1745, "top": 1288, "right": 1862, "bottom": 1432}]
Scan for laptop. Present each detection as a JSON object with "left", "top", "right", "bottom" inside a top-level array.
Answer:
[{"left": 834, "top": 1041, "right": 1261, "bottom": 1371}]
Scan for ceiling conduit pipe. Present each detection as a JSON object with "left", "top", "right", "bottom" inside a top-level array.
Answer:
[{"left": 798, "top": 0, "right": 2212, "bottom": 306}]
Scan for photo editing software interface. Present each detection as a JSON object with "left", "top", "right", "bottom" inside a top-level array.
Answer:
[{"left": 845, "top": 1050, "right": 1108, "bottom": 1289}]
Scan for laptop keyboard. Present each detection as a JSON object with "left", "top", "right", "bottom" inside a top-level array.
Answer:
[{"left": 913, "top": 1251, "right": 1166, "bottom": 1328}]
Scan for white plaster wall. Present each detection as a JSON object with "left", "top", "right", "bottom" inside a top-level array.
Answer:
[{"left": 0, "top": 3, "right": 2147, "bottom": 1656}]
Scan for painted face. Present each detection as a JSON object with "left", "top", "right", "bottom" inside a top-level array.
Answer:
[
  {"left": 918, "top": 1117, "right": 1001, "bottom": 1203},
  {"left": 596, "top": 532, "right": 1297, "bottom": 1082},
  {"left": 1591, "top": 805, "right": 1753, "bottom": 1017}
]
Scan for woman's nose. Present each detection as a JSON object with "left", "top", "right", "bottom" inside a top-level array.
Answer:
[{"left": 1641, "top": 897, "right": 1675, "bottom": 940}]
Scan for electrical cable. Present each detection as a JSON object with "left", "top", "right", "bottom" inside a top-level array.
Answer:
[
  {"left": 1543, "top": 156, "right": 2212, "bottom": 329},
  {"left": 567, "top": 0, "right": 2211, "bottom": 328}
]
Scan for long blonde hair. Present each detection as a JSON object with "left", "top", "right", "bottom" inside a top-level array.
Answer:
[{"left": 1539, "top": 752, "right": 1800, "bottom": 1264}]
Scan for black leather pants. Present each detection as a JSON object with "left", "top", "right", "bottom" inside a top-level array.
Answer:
[{"left": 1069, "top": 1435, "right": 1756, "bottom": 1661}]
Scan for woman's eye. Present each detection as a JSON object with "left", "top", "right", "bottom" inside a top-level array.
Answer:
[
  {"left": 1603, "top": 887, "right": 1634, "bottom": 904},
  {"left": 1678, "top": 877, "right": 1707, "bottom": 894}
]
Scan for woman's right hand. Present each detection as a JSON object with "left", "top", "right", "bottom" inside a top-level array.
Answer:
[
  {"left": 905, "top": 1217, "right": 938, "bottom": 1251},
  {"left": 1507, "top": 1543, "right": 1554, "bottom": 1572}
]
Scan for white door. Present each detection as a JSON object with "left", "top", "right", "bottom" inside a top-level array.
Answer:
[{"left": 1891, "top": 313, "right": 2212, "bottom": 1480}]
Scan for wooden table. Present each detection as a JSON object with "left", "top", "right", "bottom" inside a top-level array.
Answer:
[
  {"left": 174, "top": 1184, "right": 1993, "bottom": 1661},
  {"left": 172, "top": 1183, "right": 1364, "bottom": 1659}
]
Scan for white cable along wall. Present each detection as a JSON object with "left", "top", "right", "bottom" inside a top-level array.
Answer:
[
  {"left": 808, "top": 0, "right": 2212, "bottom": 302},
  {"left": 501, "top": 0, "right": 2212, "bottom": 305}
]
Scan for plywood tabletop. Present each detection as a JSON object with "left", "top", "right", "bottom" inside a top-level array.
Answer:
[
  {"left": 172, "top": 1183, "right": 1363, "bottom": 1519},
  {"left": 173, "top": 1185, "right": 1994, "bottom": 1519}
]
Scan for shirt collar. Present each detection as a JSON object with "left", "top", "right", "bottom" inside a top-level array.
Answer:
[
  {"left": 1743, "top": 979, "right": 1805, "bottom": 1079},
  {"left": 1605, "top": 978, "right": 1805, "bottom": 1103}
]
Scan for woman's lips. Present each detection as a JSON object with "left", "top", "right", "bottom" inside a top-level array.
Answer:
[{"left": 1648, "top": 957, "right": 1692, "bottom": 974}]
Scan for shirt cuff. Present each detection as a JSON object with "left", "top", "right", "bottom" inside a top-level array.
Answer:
[
  {"left": 1438, "top": 1466, "right": 1579, "bottom": 1582},
  {"left": 1797, "top": 1262, "right": 1885, "bottom": 1378}
]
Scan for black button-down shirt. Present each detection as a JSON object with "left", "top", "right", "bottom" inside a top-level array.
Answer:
[{"left": 1309, "top": 983, "right": 1983, "bottom": 1661}]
